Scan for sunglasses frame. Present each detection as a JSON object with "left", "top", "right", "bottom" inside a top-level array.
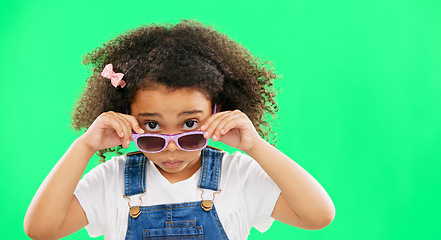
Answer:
[
  {"left": 132, "top": 131, "right": 208, "bottom": 153},
  {"left": 130, "top": 104, "right": 217, "bottom": 153}
]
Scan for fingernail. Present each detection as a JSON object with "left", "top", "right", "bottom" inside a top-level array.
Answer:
[
  {"left": 200, "top": 125, "right": 206, "bottom": 130},
  {"left": 120, "top": 132, "right": 124, "bottom": 137},
  {"left": 212, "top": 135, "right": 217, "bottom": 141},
  {"left": 204, "top": 132, "right": 209, "bottom": 138},
  {"left": 220, "top": 129, "right": 225, "bottom": 135},
  {"left": 126, "top": 140, "right": 130, "bottom": 147},
  {"left": 139, "top": 128, "right": 145, "bottom": 133}
]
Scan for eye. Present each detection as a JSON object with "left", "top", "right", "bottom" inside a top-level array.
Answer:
[
  {"left": 145, "top": 121, "right": 160, "bottom": 131},
  {"left": 182, "top": 120, "right": 198, "bottom": 130}
]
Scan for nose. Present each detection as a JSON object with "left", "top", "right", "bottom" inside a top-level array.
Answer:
[{"left": 164, "top": 139, "right": 179, "bottom": 152}]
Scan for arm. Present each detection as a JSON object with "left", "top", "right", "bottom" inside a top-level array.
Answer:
[
  {"left": 24, "top": 112, "right": 144, "bottom": 239},
  {"left": 246, "top": 138, "right": 335, "bottom": 230},
  {"left": 23, "top": 138, "right": 94, "bottom": 239},
  {"left": 201, "top": 110, "right": 335, "bottom": 230}
]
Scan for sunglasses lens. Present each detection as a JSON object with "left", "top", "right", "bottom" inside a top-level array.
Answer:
[
  {"left": 137, "top": 136, "right": 166, "bottom": 152},
  {"left": 178, "top": 134, "right": 207, "bottom": 150}
]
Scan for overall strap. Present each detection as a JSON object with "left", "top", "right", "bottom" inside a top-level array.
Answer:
[
  {"left": 124, "top": 152, "right": 147, "bottom": 197},
  {"left": 198, "top": 147, "right": 224, "bottom": 191},
  {"left": 124, "top": 147, "right": 224, "bottom": 196}
]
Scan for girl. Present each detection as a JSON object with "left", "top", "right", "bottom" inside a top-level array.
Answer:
[{"left": 24, "top": 20, "right": 335, "bottom": 239}]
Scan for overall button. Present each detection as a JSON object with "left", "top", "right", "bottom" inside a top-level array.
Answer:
[
  {"left": 130, "top": 206, "right": 141, "bottom": 218},
  {"left": 201, "top": 200, "right": 213, "bottom": 211}
]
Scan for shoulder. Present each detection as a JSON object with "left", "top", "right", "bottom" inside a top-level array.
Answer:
[
  {"left": 75, "top": 154, "right": 128, "bottom": 202},
  {"left": 81, "top": 155, "right": 127, "bottom": 182},
  {"left": 98, "top": 155, "right": 127, "bottom": 171},
  {"left": 220, "top": 150, "right": 267, "bottom": 181},
  {"left": 221, "top": 150, "right": 260, "bottom": 170}
]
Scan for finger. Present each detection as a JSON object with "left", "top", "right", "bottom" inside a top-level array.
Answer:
[
  {"left": 100, "top": 112, "right": 132, "bottom": 148},
  {"left": 217, "top": 113, "right": 245, "bottom": 136},
  {"left": 110, "top": 113, "right": 135, "bottom": 147},
  {"left": 200, "top": 111, "right": 231, "bottom": 131},
  {"left": 101, "top": 112, "right": 126, "bottom": 141},
  {"left": 203, "top": 111, "right": 237, "bottom": 141},
  {"left": 121, "top": 114, "right": 145, "bottom": 134},
  {"left": 211, "top": 111, "right": 245, "bottom": 141},
  {"left": 201, "top": 111, "right": 231, "bottom": 136}
]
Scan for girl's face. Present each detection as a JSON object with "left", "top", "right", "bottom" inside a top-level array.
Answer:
[{"left": 130, "top": 85, "right": 212, "bottom": 181}]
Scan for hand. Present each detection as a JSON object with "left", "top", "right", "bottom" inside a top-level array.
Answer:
[
  {"left": 200, "top": 110, "right": 263, "bottom": 152},
  {"left": 79, "top": 111, "right": 145, "bottom": 153}
]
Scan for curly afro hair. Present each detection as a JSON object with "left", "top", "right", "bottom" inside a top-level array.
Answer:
[{"left": 72, "top": 19, "right": 279, "bottom": 161}]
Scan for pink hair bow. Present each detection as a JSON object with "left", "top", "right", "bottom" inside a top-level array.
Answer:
[{"left": 101, "top": 63, "right": 126, "bottom": 88}]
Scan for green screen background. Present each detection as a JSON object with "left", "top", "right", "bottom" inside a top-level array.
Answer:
[{"left": 1, "top": 0, "right": 440, "bottom": 239}]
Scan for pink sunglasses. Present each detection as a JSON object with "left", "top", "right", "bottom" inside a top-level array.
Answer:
[{"left": 131, "top": 104, "right": 216, "bottom": 153}]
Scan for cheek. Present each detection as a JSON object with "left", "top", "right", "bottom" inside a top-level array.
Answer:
[{"left": 185, "top": 151, "right": 203, "bottom": 161}]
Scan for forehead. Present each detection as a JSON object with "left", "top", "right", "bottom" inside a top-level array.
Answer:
[{"left": 131, "top": 86, "right": 211, "bottom": 113}]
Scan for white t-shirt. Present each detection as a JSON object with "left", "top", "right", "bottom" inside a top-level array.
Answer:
[{"left": 74, "top": 150, "right": 281, "bottom": 240}]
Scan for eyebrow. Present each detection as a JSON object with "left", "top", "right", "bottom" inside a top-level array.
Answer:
[
  {"left": 138, "top": 112, "right": 161, "bottom": 117},
  {"left": 179, "top": 110, "right": 204, "bottom": 117},
  {"left": 137, "top": 110, "right": 204, "bottom": 118}
]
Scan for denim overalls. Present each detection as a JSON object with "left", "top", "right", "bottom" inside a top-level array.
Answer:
[{"left": 123, "top": 147, "right": 229, "bottom": 240}]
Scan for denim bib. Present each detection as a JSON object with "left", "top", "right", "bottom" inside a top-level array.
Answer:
[{"left": 123, "top": 147, "right": 229, "bottom": 240}]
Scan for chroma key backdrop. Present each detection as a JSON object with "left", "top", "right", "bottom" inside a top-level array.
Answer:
[{"left": 1, "top": 0, "right": 440, "bottom": 239}]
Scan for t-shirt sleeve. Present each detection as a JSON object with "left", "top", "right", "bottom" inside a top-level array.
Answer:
[
  {"left": 74, "top": 158, "right": 122, "bottom": 237},
  {"left": 235, "top": 152, "right": 282, "bottom": 233}
]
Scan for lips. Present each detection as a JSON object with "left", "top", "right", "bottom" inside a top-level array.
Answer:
[{"left": 162, "top": 160, "right": 184, "bottom": 169}]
